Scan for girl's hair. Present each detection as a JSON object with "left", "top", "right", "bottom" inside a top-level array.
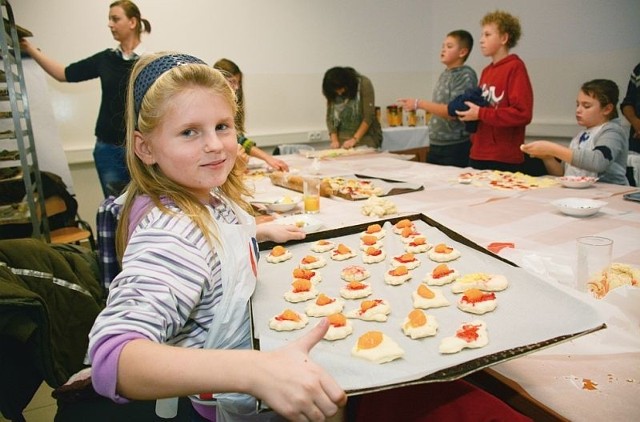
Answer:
[
  {"left": 116, "top": 52, "right": 251, "bottom": 259},
  {"left": 322, "top": 67, "right": 359, "bottom": 102},
  {"left": 110, "top": 0, "right": 151, "bottom": 36},
  {"left": 581, "top": 79, "right": 620, "bottom": 120},
  {"left": 481, "top": 10, "right": 521, "bottom": 49},
  {"left": 213, "top": 58, "right": 245, "bottom": 134}
]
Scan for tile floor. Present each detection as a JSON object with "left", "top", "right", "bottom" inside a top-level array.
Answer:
[{"left": 0, "top": 383, "right": 57, "bottom": 422}]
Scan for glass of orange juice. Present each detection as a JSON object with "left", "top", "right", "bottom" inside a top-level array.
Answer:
[{"left": 303, "top": 177, "right": 321, "bottom": 214}]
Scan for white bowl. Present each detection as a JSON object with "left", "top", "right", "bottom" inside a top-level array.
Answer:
[
  {"left": 559, "top": 176, "right": 598, "bottom": 189},
  {"left": 551, "top": 197, "right": 607, "bottom": 217},
  {"left": 264, "top": 195, "right": 301, "bottom": 212}
]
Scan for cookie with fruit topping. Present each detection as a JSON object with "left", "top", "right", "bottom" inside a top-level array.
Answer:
[
  {"left": 398, "top": 226, "right": 422, "bottom": 244},
  {"left": 450, "top": 272, "right": 508, "bottom": 293},
  {"left": 384, "top": 265, "right": 412, "bottom": 285},
  {"left": 298, "top": 254, "right": 327, "bottom": 270},
  {"left": 360, "top": 223, "right": 386, "bottom": 239},
  {"left": 331, "top": 243, "right": 357, "bottom": 261},
  {"left": 457, "top": 289, "right": 497, "bottom": 314},
  {"left": 411, "top": 284, "right": 450, "bottom": 309},
  {"left": 323, "top": 313, "right": 353, "bottom": 341},
  {"left": 339, "top": 280, "right": 373, "bottom": 299},
  {"left": 392, "top": 218, "right": 415, "bottom": 235},
  {"left": 402, "top": 309, "right": 439, "bottom": 339},
  {"left": 391, "top": 252, "right": 420, "bottom": 270},
  {"left": 266, "top": 245, "right": 292, "bottom": 263},
  {"left": 283, "top": 278, "right": 318, "bottom": 303},
  {"left": 423, "top": 264, "right": 460, "bottom": 286},
  {"left": 351, "top": 331, "right": 404, "bottom": 363},
  {"left": 427, "top": 243, "right": 461, "bottom": 262},
  {"left": 310, "top": 239, "right": 336, "bottom": 253},
  {"left": 268, "top": 309, "right": 309, "bottom": 331},
  {"left": 404, "top": 236, "right": 431, "bottom": 253},
  {"left": 346, "top": 299, "right": 390, "bottom": 321},
  {"left": 305, "top": 293, "right": 345, "bottom": 317},
  {"left": 292, "top": 267, "right": 322, "bottom": 284},
  {"left": 439, "top": 320, "right": 488, "bottom": 354},
  {"left": 362, "top": 246, "right": 386, "bottom": 264},
  {"left": 340, "top": 265, "right": 371, "bottom": 282},
  {"left": 360, "top": 234, "right": 384, "bottom": 251}
]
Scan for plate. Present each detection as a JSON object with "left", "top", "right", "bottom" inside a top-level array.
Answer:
[
  {"left": 263, "top": 195, "right": 302, "bottom": 212},
  {"left": 551, "top": 197, "right": 608, "bottom": 217},
  {"left": 273, "top": 214, "right": 324, "bottom": 233},
  {"left": 559, "top": 176, "right": 598, "bottom": 188}
]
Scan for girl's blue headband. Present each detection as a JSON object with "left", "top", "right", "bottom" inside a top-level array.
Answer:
[{"left": 133, "top": 53, "right": 207, "bottom": 120}]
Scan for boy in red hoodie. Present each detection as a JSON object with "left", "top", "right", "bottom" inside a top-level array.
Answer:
[{"left": 457, "top": 10, "right": 533, "bottom": 172}]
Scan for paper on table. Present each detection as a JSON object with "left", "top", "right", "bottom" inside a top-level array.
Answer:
[{"left": 252, "top": 219, "right": 605, "bottom": 392}]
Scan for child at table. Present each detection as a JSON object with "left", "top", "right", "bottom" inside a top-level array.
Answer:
[
  {"left": 456, "top": 10, "right": 533, "bottom": 172},
  {"left": 397, "top": 30, "right": 477, "bottom": 167},
  {"left": 521, "top": 79, "right": 629, "bottom": 185},
  {"left": 87, "top": 52, "right": 345, "bottom": 421}
]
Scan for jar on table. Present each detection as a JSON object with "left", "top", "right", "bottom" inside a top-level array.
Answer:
[{"left": 386, "top": 105, "right": 399, "bottom": 127}]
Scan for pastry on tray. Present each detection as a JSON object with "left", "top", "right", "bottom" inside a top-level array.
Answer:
[
  {"left": 439, "top": 320, "right": 488, "bottom": 354},
  {"left": 402, "top": 309, "right": 439, "bottom": 339},
  {"left": 310, "top": 239, "right": 336, "bottom": 253},
  {"left": 283, "top": 278, "right": 318, "bottom": 303},
  {"left": 404, "top": 236, "right": 431, "bottom": 253},
  {"left": 390, "top": 253, "right": 420, "bottom": 270},
  {"left": 345, "top": 299, "right": 391, "bottom": 322},
  {"left": 423, "top": 264, "right": 460, "bottom": 286},
  {"left": 340, "top": 265, "right": 371, "bottom": 282},
  {"left": 299, "top": 254, "right": 327, "bottom": 270},
  {"left": 427, "top": 243, "right": 461, "bottom": 262},
  {"left": 331, "top": 243, "right": 357, "bottom": 261},
  {"left": 412, "top": 284, "right": 450, "bottom": 309},
  {"left": 323, "top": 313, "right": 353, "bottom": 341},
  {"left": 269, "top": 309, "right": 309, "bottom": 331},
  {"left": 340, "top": 280, "right": 373, "bottom": 299},
  {"left": 384, "top": 265, "right": 412, "bottom": 285},
  {"left": 362, "top": 246, "right": 386, "bottom": 264},
  {"left": 266, "top": 245, "right": 292, "bottom": 263},
  {"left": 457, "top": 289, "right": 497, "bottom": 314},
  {"left": 292, "top": 267, "right": 322, "bottom": 284},
  {"left": 351, "top": 331, "right": 404, "bottom": 364},
  {"left": 450, "top": 272, "right": 508, "bottom": 293},
  {"left": 360, "top": 223, "right": 386, "bottom": 239},
  {"left": 306, "top": 294, "right": 345, "bottom": 317}
]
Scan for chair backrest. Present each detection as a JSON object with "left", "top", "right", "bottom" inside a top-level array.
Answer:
[{"left": 96, "top": 196, "right": 123, "bottom": 292}]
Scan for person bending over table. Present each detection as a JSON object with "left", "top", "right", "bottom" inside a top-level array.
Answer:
[{"left": 322, "top": 66, "right": 382, "bottom": 149}]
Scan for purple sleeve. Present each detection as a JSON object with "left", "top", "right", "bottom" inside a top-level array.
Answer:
[{"left": 90, "top": 332, "right": 148, "bottom": 403}]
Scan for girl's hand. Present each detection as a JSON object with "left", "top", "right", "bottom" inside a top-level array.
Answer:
[
  {"left": 330, "top": 140, "right": 340, "bottom": 149},
  {"left": 266, "top": 156, "right": 290, "bottom": 172},
  {"left": 257, "top": 223, "right": 305, "bottom": 243},
  {"left": 255, "top": 319, "right": 347, "bottom": 421},
  {"left": 342, "top": 138, "right": 357, "bottom": 149}
]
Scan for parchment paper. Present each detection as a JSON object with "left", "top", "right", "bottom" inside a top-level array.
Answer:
[{"left": 251, "top": 217, "right": 605, "bottom": 393}]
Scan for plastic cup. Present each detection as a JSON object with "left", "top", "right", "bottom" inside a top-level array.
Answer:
[
  {"left": 576, "top": 236, "right": 612, "bottom": 291},
  {"left": 303, "top": 178, "right": 321, "bottom": 214}
]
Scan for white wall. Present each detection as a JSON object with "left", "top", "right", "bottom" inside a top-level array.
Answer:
[{"left": 9, "top": 0, "right": 640, "bottom": 225}]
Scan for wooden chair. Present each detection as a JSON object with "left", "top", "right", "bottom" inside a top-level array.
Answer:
[{"left": 44, "top": 196, "right": 96, "bottom": 250}]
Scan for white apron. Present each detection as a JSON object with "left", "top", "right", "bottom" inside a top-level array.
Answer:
[{"left": 192, "top": 198, "right": 279, "bottom": 421}]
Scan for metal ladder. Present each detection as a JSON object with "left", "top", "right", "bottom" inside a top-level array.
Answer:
[{"left": 0, "top": 0, "right": 49, "bottom": 240}]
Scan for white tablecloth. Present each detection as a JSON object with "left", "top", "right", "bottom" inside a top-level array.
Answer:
[
  {"left": 249, "top": 152, "right": 640, "bottom": 421},
  {"left": 381, "top": 126, "right": 429, "bottom": 151}
]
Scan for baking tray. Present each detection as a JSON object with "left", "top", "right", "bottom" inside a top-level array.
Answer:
[{"left": 252, "top": 213, "right": 606, "bottom": 395}]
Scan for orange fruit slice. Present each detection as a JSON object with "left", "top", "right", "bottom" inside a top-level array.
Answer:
[
  {"left": 366, "top": 224, "right": 381, "bottom": 234},
  {"left": 315, "top": 293, "right": 334, "bottom": 306},
  {"left": 408, "top": 309, "right": 427, "bottom": 327},
  {"left": 327, "top": 313, "right": 346, "bottom": 327},
  {"left": 271, "top": 246, "right": 286, "bottom": 256},
  {"left": 390, "top": 265, "right": 408, "bottom": 276},
  {"left": 276, "top": 309, "right": 300, "bottom": 322},
  {"left": 417, "top": 284, "right": 435, "bottom": 299},
  {"left": 361, "top": 235, "right": 378, "bottom": 245},
  {"left": 292, "top": 278, "right": 312, "bottom": 293},
  {"left": 301, "top": 255, "right": 318, "bottom": 264},
  {"left": 357, "top": 331, "right": 383, "bottom": 350}
]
